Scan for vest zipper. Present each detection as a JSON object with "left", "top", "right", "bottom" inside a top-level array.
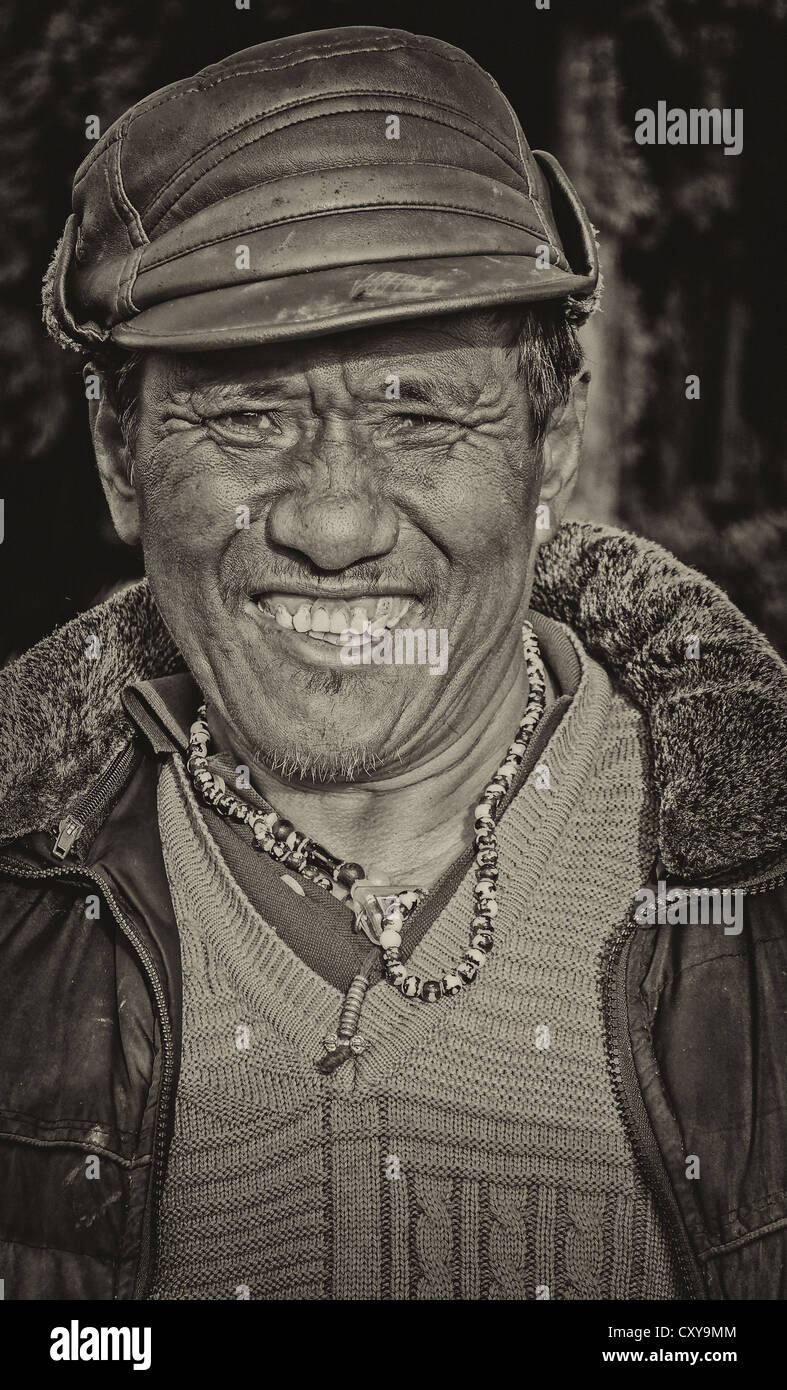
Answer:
[
  {"left": 601, "top": 909, "right": 706, "bottom": 1300},
  {"left": 53, "top": 739, "right": 142, "bottom": 859},
  {"left": 0, "top": 854, "right": 175, "bottom": 1299}
]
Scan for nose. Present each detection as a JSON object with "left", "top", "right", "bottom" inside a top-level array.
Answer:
[{"left": 267, "top": 488, "right": 398, "bottom": 571}]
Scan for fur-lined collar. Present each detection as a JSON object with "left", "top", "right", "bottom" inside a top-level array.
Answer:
[{"left": 1, "top": 521, "right": 785, "bottom": 881}]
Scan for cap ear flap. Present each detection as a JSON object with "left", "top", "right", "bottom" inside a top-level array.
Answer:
[
  {"left": 532, "top": 151, "right": 600, "bottom": 319},
  {"left": 42, "top": 213, "right": 110, "bottom": 352}
]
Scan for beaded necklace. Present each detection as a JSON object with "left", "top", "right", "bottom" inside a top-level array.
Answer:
[{"left": 186, "top": 621, "right": 547, "bottom": 1070}]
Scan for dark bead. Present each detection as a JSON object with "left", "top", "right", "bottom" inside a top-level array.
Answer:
[
  {"left": 309, "top": 844, "right": 339, "bottom": 874},
  {"left": 420, "top": 980, "right": 443, "bottom": 1003},
  {"left": 336, "top": 861, "right": 365, "bottom": 888},
  {"left": 457, "top": 960, "right": 478, "bottom": 984},
  {"left": 274, "top": 819, "right": 294, "bottom": 842},
  {"left": 472, "top": 931, "right": 494, "bottom": 953}
]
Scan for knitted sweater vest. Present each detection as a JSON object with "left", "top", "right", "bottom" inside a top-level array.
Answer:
[{"left": 150, "top": 631, "right": 683, "bottom": 1300}]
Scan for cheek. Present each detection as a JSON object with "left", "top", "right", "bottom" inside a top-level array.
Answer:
[
  {"left": 137, "top": 436, "right": 252, "bottom": 577},
  {"left": 424, "top": 433, "right": 540, "bottom": 568}
]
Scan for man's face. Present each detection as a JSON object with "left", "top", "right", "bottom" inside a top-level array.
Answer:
[{"left": 129, "top": 312, "right": 545, "bottom": 779}]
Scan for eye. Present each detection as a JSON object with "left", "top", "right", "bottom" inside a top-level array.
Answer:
[
  {"left": 205, "top": 409, "right": 281, "bottom": 441},
  {"left": 390, "top": 413, "right": 451, "bottom": 431}
]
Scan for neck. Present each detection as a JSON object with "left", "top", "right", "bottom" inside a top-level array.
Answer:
[{"left": 208, "top": 647, "right": 552, "bottom": 890}]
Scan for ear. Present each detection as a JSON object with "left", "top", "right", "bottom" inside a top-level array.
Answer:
[
  {"left": 85, "top": 365, "right": 141, "bottom": 545},
  {"left": 533, "top": 369, "right": 590, "bottom": 546}
]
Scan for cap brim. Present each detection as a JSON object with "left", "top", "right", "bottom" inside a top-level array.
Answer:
[{"left": 110, "top": 254, "right": 593, "bottom": 351}]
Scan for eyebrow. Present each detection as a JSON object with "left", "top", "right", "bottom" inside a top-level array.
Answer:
[
  {"left": 184, "top": 376, "right": 296, "bottom": 400},
  {"left": 393, "top": 375, "right": 477, "bottom": 410},
  {"left": 181, "top": 370, "right": 478, "bottom": 411}
]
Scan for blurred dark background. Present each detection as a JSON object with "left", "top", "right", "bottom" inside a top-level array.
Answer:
[{"left": 1, "top": 0, "right": 785, "bottom": 661}]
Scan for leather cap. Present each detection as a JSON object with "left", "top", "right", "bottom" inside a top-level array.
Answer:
[{"left": 48, "top": 26, "right": 599, "bottom": 352}]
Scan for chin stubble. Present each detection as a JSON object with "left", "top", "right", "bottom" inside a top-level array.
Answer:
[{"left": 253, "top": 740, "right": 394, "bottom": 784}]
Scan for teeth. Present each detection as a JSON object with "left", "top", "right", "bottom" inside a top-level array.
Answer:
[
  {"left": 349, "top": 607, "right": 369, "bottom": 633},
  {"left": 257, "top": 593, "right": 418, "bottom": 638}
]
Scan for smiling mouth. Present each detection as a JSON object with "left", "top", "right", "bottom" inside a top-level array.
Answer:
[{"left": 251, "top": 592, "right": 421, "bottom": 645}]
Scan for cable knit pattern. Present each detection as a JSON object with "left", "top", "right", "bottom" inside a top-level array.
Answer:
[{"left": 150, "top": 621, "right": 683, "bottom": 1301}]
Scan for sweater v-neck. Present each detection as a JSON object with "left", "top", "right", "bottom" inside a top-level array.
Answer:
[{"left": 123, "top": 612, "right": 582, "bottom": 994}]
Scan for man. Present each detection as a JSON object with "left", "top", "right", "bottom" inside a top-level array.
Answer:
[{"left": 1, "top": 26, "right": 785, "bottom": 1302}]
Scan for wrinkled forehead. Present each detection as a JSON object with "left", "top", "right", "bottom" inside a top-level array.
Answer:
[{"left": 147, "top": 309, "right": 512, "bottom": 401}]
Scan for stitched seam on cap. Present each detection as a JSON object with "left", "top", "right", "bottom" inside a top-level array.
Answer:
[
  {"left": 173, "top": 40, "right": 482, "bottom": 99},
  {"left": 105, "top": 142, "right": 135, "bottom": 266},
  {"left": 74, "top": 42, "right": 488, "bottom": 188},
  {"left": 142, "top": 91, "right": 521, "bottom": 222},
  {"left": 497, "top": 88, "right": 556, "bottom": 253},
  {"left": 141, "top": 201, "right": 551, "bottom": 273},
  {"left": 117, "top": 244, "right": 146, "bottom": 317},
  {"left": 147, "top": 113, "right": 528, "bottom": 238},
  {"left": 114, "top": 123, "right": 149, "bottom": 249}
]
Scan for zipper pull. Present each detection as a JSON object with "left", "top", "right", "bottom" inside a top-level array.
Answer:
[{"left": 53, "top": 814, "right": 85, "bottom": 860}]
